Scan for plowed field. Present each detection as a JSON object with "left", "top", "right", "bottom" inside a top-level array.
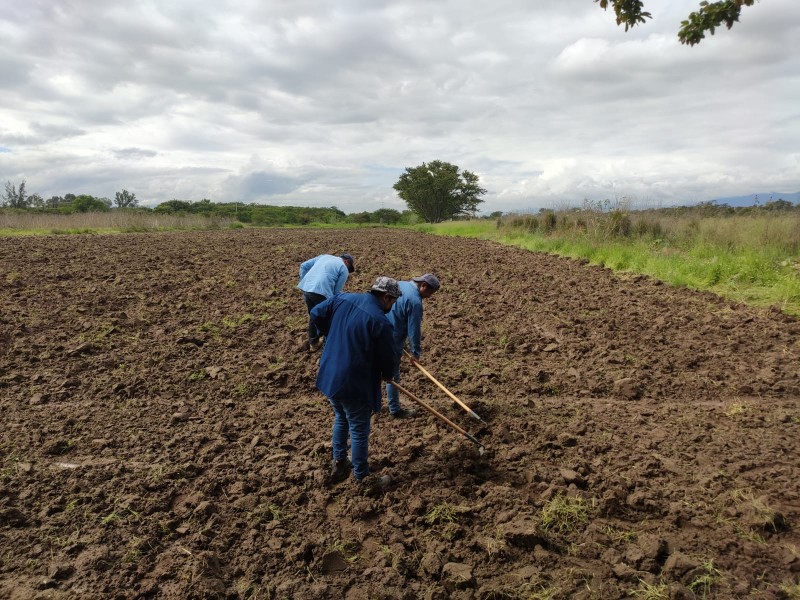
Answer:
[{"left": 1, "top": 228, "right": 799, "bottom": 599}]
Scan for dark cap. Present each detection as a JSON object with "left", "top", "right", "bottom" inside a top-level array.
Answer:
[
  {"left": 370, "top": 276, "right": 402, "bottom": 298},
  {"left": 341, "top": 253, "right": 355, "bottom": 273},
  {"left": 412, "top": 273, "right": 440, "bottom": 291}
]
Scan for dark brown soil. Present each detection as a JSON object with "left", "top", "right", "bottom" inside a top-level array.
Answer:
[{"left": 1, "top": 228, "right": 799, "bottom": 599}]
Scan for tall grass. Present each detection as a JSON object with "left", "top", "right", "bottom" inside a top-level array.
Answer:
[
  {"left": 0, "top": 211, "right": 235, "bottom": 235},
  {"left": 418, "top": 211, "right": 800, "bottom": 316}
]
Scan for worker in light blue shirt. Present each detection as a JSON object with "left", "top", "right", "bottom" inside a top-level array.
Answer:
[
  {"left": 311, "top": 276, "right": 401, "bottom": 489},
  {"left": 297, "top": 253, "right": 355, "bottom": 350},
  {"left": 385, "top": 273, "right": 441, "bottom": 418}
]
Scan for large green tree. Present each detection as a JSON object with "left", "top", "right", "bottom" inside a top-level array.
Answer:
[
  {"left": 595, "top": 0, "right": 757, "bottom": 46},
  {"left": 393, "top": 160, "right": 486, "bottom": 223}
]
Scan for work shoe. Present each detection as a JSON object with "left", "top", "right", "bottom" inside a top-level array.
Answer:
[
  {"left": 357, "top": 474, "right": 391, "bottom": 496},
  {"left": 390, "top": 408, "right": 419, "bottom": 419},
  {"left": 330, "top": 458, "right": 352, "bottom": 484}
]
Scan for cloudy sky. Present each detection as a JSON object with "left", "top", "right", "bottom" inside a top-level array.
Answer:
[{"left": 1, "top": 0, "right": 798, "bottom": 214}]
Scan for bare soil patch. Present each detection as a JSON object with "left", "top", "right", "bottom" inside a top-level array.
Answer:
[{"left": 1, "top": 228, "right": 799, "bottom": 599}]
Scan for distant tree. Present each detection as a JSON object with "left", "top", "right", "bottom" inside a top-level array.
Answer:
[
  {"left": 595, "top": 0, "right": 757, "bottom": 46},
  {"left": 489, "top": 211, "right": 504, "bottom": 219},
  {"left": 154, "top": 199, "right": 193, "bottom": 213},
  {"left": 114, "top": 189, "right": 138, "bottom": 208},
  {"left": 393, "top": 160, "right": 486, "bottom": 223},
  {"left": 45, "top": 195, "right": 64, "bottom": 208},
  {"left": 2, "top": 180, "right": 28, "bottom": 208},
  {"left": 763, "top": 199, "right": 794, "bottom": 211},
  {"left": 72, "top": 195, "right": 110, "bottom": 213},
  {"left": 28, "top": 193, "right": 44, "bottom": 209},
  {"left": 348, "top": 211, "right": 372, "bottom": 224},
  {"left": 372, "top": 208, "right": 402, "bottom": 224}
]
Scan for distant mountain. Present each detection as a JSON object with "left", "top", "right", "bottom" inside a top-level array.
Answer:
[{"left": 707, "top": 192, "right": 800, "bottom": 207}]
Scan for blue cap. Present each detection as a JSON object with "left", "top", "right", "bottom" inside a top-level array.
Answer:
[
  {"left": 341, "top": 254, "right": 355, "bottom": 273},
  {"left": 412, "top": 273, "right": 441, "bottom": 291}
]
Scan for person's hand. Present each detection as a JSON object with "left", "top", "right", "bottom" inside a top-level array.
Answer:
[{"left": 412, "top": 351, "right": 421, "bottom": 360}]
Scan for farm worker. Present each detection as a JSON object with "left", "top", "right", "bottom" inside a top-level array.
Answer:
[
  {"left": 310, "top": 276, "right": 401, "bottom": 489},
  {"left": 384, "top": 273, "right": 441, "bottom": 418},
  {"left": 297, "top": 253, "right": 355, "bottom": 350}
]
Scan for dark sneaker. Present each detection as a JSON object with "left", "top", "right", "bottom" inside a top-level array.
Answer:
[
  {"left": 357, "top": 474, "right": 391, "bottom": 495},
  {"left": 330, "top": 458, "right": 352, "bottom": 483},
  {"left": 390, "top": 408, "right": 419, "bottom": 419},
  {"left": 309, "top": 339, "right": 322, "bottom": 352}
]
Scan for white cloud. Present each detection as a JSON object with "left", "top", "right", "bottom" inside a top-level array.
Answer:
[{"left": 0, "top": 0, "right": 798, "bottom": 213}]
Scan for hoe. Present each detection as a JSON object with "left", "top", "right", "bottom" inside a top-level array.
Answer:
[
  {"left": 391, "top": 379, "right": 484, "bottom": 453},
  {"left": 404, "top": 349, "right": 487, "bottom": 426}
]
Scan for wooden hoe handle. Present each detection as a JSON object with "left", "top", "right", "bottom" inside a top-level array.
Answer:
[
  {"left": 404, "top": 350, "right": 486, "bottom": 425},
  {"left": 390, "top": 380, "right": 483, "bottom": 448}
]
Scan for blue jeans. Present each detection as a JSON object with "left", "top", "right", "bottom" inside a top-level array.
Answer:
[
  {"left": 328, "top": 397, "right": 372, "bottom": 480},
  {"left": 303, "top": 292, "right": 326, "bottom": 343},
  {"left": 384, "top": 358, "right": 402, "bottom": 414}
]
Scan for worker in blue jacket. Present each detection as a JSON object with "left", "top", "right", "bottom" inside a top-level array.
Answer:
[
  {"left": 297, "top": 253, "right": 355, "bottom": 350},
  {"left": 385, "top": 273, "right": 441, "bottom": 418},
  {"left": 310, "top": 276, "right": 401, "bottom": 489}
]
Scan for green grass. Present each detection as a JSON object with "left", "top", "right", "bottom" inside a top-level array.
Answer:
[{"left": 417, "top": 216, "right": 800, "bottom": 315}]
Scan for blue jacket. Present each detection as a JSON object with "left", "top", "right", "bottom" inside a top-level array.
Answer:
[
  {"left": 386, "top": 280, "right": 423, "bottom": 357},
  {"left": 311, "top": 292, "right": 396, "bottom": 409},
  {"left": 298, "top": 254, "right": 349, "bottom": 298}
]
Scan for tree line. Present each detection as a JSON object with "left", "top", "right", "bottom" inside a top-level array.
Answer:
[{"left": 2, "top": 159, "right": 489, "bottom": 224}]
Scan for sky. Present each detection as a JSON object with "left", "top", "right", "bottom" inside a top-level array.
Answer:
[{"left": 1, "top": 0, "right": 799, "bottom": 214}]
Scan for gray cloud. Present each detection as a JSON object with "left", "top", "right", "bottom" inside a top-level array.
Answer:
[{"left": 1, "top": 0, "right": 798, "bottom": 213}]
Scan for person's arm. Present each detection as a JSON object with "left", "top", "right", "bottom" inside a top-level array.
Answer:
[
  {"left": 299, "top": 256, "right": 317, "bottom": 279},
  {"left": 376, "top": 323, "right": 396, "bottom": 381},
  {"left": 310, "top": 296, "right": 334, "bottom": 336},
  {"left": 332, "top": 265, "right": 349, "bottom": 295},
  {"left": 406, "top": 302, "right": 423, "bottom": 358}
]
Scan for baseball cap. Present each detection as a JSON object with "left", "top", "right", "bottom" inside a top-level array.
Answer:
[
  {"left": 341, "top": 253, "right": 355, "bottom": 273},
  {"left": 412, "top": 273, "right": 441, "bottom": 291},
  {"left": 370, "top": 276, "right": 402, "bottom": 298}
]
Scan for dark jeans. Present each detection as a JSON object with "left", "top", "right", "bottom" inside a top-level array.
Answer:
[
  {"left": 303, "top": 291, "right": 326, "bottom": 343},
  {"left": 329, "top": 396, "right": 372, "bottom": 480}
]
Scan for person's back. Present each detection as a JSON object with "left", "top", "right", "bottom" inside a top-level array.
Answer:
[
  {"left": 298, "top": 254, "right": 351, "bottom": 298},
  {"left": 387, "top": 280, "right": 423, "bottom": 350},
  {"left": 313, "top": 292, "right": 394, "bottom": 409},
  {"left": 297, "top": 253, "right": 354, "bottom": 350}
]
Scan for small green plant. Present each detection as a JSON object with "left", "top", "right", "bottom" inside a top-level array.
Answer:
[
  {"left": 425, "top": 503, "right": 458, "bottom": 525},
  {"left": 688, "top": 559, "right": 721, "bottom": 599},
  {"left": 327, "top": 539, "right": 361, "bottom": 563},
  {"left": 734, "top": 525, "right": 766, "bottom": 545},
  {"left": 222, "top": 313, "right": 253, "bottom": 329},
  {"left": 101, "top": 512, "right": 121, "bottom": 526},
  {"left": 725, "top": 403, "right": 746, "bottom": 417},
  {"left": 285, "top": 315, "right": 306, "bottom": 330},
  {"left": 779, "top": 581, "right": 800, "bottom": 600},
  {"left": 267, "top": 504, "right": 283, "bottom": 521},
  {"left": 198, "top": 322, "right": 221, "bottom": 337},
  {"left": 602, "top": 525, "right": 637, "bottom": 544},
  {"left": 539, "top": 494, "right": 591, "bottom": 533},
  {"left": 0, "top": 455, "right": 21, "bottom": 482},
  {"left": 122, "top": 537, "right": 145, "bottom": 563},
  {"left": 189, "top": 370, "right": 207, "bottom": 381},
  {"left": 630, "top": 579, "right": 669, "bottom": 600}
]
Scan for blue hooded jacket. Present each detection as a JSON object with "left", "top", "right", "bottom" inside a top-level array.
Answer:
[{"left": 311, "top": 292, "right": 395, "bottom": 409}]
